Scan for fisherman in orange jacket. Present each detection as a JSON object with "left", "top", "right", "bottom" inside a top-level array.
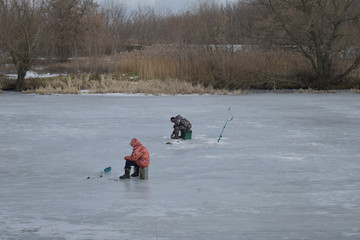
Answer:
[{"left": 120, "top": 138, "right": 150, "bottom": 179}]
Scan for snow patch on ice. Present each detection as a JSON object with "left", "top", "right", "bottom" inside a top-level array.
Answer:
[
  {"left": 164, "top": 135, "right": 228, "bottom": 150},
  {"left": 278, "top": 154, "right": 304, "bottom": 162}
]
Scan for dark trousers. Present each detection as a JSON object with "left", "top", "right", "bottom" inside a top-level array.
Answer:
[
  {"left": 172, "top": 129, "right": 187, "bottom": 137},
  {"left": 124, "top": 160, "right": 139, "bottom": 169}
]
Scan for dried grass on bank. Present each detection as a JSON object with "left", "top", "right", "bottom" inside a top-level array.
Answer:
[
  {"left": 39, "top": 45, "right": 315, "bottom": 90},
  {"left": 25, "top": 75, "right": 228, "bottom": 95},
  {"left": 4, "top": 45, "right": 359, "bottom": 93},
  {"left": 350, "top": 89, "right": 360, "bottom": 94},
  {"left": 108, "top": 44, "right": 314, "bottom": 89}
]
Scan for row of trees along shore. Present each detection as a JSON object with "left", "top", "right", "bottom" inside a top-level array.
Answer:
[{"left": 1, "top": 0, "right": 360, "bottom": 91}]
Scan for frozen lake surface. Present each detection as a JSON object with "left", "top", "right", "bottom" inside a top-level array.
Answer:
[{"left": 1, "top": 92, "right": 359, "bottom": 240}]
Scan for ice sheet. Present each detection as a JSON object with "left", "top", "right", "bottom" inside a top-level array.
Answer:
[{"left": 1, "top": 92, "right": 359, "bottom": 239}]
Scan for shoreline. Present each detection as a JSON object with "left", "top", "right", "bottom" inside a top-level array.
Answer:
[{"left": 1, "top": 88, "right": 359, "bottom": 96}]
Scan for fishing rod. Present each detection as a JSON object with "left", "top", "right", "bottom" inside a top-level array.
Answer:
[
  {"left": 87, "top": 166, "right": 111, "bottom": 179},
  {"left": 217, "top": 106, "right": 234, "bottom": 142}
]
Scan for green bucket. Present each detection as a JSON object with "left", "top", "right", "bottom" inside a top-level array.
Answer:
[{"left": 182, "top": 130, "right": 192, "bottom": 140}]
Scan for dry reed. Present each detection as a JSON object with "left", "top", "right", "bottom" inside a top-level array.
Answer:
[
  {"left": 24, "top": 74, "right": 228, "bottom": 95},
  {"left": 2, "top": 44, "right": 360, "bottom": 93},
  {"left": 107, "top": 45, "right": 314, "bottom": 89},
  {"left": 47, "top": 44, "right": 314, "bottom": 89}
]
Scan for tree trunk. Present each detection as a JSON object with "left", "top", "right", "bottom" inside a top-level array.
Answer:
[{"left": 15, "top": 67, "right": 27, "bottom": 91}]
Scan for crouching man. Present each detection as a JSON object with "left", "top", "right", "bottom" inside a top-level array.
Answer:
[
  {"left": 120, "top": 138, "right": 150, "bottom": 179},
  {"left": 170, "top": 115, "right": 192, "bottom": 139}
]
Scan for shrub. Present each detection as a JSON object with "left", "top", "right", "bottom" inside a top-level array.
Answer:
[{"left": 0, "top": 77, "right": 16, "bottom": 90}]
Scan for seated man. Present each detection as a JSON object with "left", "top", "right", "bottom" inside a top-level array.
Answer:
[
  {"left": 170, "top": 115, "right": 192, "bottom": 139},
  {"left": 119, "top": 138, "right": 150, "bottom": 179}
]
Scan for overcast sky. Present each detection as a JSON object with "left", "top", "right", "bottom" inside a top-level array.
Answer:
[{"left": 97, "top": 0, "right": 239, "bottom": 13}]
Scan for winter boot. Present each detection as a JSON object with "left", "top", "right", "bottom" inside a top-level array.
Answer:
[
  {"left": 171, "top": 129, "right": 180, "bottom": 139},
  {"left": 131, "top": 166, "right": 139, "bottom": 177},
  {"left": 119, "top": 168, "right": 130, "bottom": 179}
]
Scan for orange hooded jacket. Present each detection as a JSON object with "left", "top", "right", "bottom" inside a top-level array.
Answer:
[{"left": 124, "top": 138, "right": 150, "bottom": 168}]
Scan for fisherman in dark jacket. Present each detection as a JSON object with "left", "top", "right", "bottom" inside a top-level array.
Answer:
[{"left": 170, "top": 115, "right": 192, "bottom": 139}]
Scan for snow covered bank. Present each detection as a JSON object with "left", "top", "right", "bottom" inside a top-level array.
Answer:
[{"left": 6, "top": 71, "right": 64, "bottom": 79}]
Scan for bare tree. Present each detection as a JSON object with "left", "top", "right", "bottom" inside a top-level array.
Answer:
[
  {"left": 226, "top": 1, "right": 257, "bottom": 45},
  {"left": 82, "top": 4, "right": 108, "bottom": 73},
  {"left": 45, "top": 0, "right": 98, "bottom": 62},
  {"left": 191, "top": 1, "right": 223, "bottom": 45},
  {"left": 128, "top": 6, "right": 161, "bottom": 45},
  {"left": 101, "top": 1, "right": 128, "bottom": 54},
  {"left": 254, "top": 0, "right": 360, "bottom": 88},
  {"left": 0, "top": 0, "right": 45, "bottom": 91}
]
